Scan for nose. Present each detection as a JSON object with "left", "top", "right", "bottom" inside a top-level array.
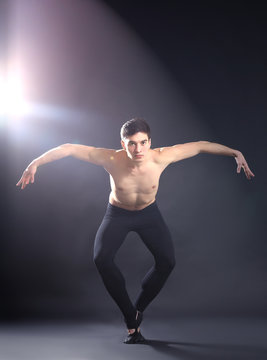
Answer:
[{"left": 135, "top": 144, "right": 141, "bottom": 152}]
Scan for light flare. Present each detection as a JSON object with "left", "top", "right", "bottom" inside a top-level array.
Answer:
[{"left": 0, "top": 68, "right": 28, "bottom": 117}]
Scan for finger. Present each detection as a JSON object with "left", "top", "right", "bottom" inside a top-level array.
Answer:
[
  {"left": 247, "top": 167, "right": 255, "bottom": 177},
  {"left": 245, "top": 171, "right": 251, "bottom": 180},
  {"left": 244, "top": 165, "right": 255, "bottom": 179},
  {"left": 22, "top": 178, "right": 28, "bottom": 189},
  {"left": 247, "top": 167, "right": 253, "bottom": 175},
  {"left": 244, "top": 162, "right": 253, "bottom": 173},
  {"left": 18, "top": 179, "right": 26, "bottom": 188},
  {"left": 243, "top": 167, "right": 250, "bottom": 180},
  {"left": 237, "top": 164, "right": 241, "bottom": 173}
]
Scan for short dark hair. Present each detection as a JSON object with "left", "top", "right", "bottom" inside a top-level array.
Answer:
[{"left": 120, "top": 118, "right": 151, "bottom": 139}]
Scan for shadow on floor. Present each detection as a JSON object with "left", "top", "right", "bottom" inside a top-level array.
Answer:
[{"left": 141, "top": 339, "right": 267, "bottom": 360}]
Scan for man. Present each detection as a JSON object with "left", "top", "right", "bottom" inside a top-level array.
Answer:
[{"left": 16, "top": 118, "right": 254, "bottom": 344}]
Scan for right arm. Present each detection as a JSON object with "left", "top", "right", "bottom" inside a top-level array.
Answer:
[{"left": 16, "top": 143, "right": 115, "bottom": 189}]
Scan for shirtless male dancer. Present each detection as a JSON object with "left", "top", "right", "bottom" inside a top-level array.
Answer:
[{"left": 16, "top": 118, "right": 254, "bottom": 344}]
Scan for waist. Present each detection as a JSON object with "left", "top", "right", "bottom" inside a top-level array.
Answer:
[{"left": 106, "top": 200, "right": 158, "bottom": 216}]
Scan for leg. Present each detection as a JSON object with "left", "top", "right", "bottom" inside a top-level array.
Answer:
[
  {"left": 93, "top": 215, "right": 137, "bottom": 329},
  {"left": 135, "top": 211, "right": 176, "bottom": 312}
]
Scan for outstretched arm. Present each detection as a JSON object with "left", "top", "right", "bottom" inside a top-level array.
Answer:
[
  {"left": 199, "top": 141, "right": 254, "bottom": 180},
  {"left": 155, "top": 141, "right": 255, "bottom": 180},
  {"left": 16, "top": 143, "right": 115, "bottom": 189}
]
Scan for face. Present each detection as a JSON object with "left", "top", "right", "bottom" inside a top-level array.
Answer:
[{"left": 121, "top": 132, "right": 151, "bottom": 162}]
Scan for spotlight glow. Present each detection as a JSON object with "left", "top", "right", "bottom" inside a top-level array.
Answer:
[{"left": 0, "top": 69, "right": 27, "bottom": 117}]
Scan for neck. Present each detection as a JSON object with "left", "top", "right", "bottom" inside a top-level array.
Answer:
[
  {"left": 128, "top": 159, "right": 143, "bottom": 169},
  {"left": 127, "top": 155, "right": 147, "bottom": 169}
]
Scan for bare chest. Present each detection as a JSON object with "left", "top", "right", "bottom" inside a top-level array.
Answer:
[{"left": 109, "top": 165, "right": 161, "bottom": 195}]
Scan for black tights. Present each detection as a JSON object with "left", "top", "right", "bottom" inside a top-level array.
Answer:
[{"left": 93, "top": 202, "right": 176, "bottom": 329}]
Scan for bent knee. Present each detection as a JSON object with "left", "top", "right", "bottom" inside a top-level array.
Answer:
[
  {"left": 93, "top": 253, "right": 113, "bottom": 271},
  {"left": 93, "top": 253, "right": 104, "bottom": 269},
  {"left": 167, "top": 257, "right": 176, "bottom": 271},
  {"left": 158, "top": 256, "right": 176, "bottom": 273}
]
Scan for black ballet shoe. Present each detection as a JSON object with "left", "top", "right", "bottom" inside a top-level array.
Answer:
[
  {"left": 123, "top": 329, "right": 146, "bottom": 344},
  {"left": 123, "top": 310, "right": 145, "bottom": 344}
]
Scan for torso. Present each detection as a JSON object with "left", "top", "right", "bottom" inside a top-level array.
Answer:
[{"left": 105, "top": 149, "right": 167, "bottom": 210}]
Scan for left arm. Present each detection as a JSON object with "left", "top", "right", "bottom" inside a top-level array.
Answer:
[
  {"left": 155, "top": 141, "right": 255, "bottom": 180},
  {"left": 199, "top": 141, "right": 255, "bottom": 180}
]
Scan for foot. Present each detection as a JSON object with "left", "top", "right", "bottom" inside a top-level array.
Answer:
[
  {"left": 127, "top": 326, "right": 141, "bottom": 335},
  {"left": 123, "top": 329, "right": 146, "bottom": 344},
  {"left": 124, "top": 310, "right": 145, "bottom": 344}
]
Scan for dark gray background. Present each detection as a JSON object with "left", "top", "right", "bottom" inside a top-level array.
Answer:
[{"left": 1, "top": 0, "right": 266, "bottom": 324}]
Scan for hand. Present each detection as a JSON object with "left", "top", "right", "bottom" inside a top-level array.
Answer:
[
  {"left": 234, "top": 151, "right": 255, "bottom": 180},
  {"left": 16, "top": 164, "right": 37, "bottom": 189}
]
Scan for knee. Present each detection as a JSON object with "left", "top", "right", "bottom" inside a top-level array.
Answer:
[
  {"left": 167, "top": 256, "right": 176, "bottom": 272},
  {"left": 93, "top": 252, "right": 112, "bottom": 272},
  {"left": 93, "top": 253, "right": 105, "bottom": 270},
  {"left": 158, "top": 256, "right": 176, "bottom": 274}
]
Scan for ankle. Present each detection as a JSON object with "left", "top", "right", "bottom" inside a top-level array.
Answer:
[{"left": 127, "top": 327, "right": 140, "bottom": 335}]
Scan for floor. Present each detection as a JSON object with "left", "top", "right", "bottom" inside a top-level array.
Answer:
[{"left": 0, "top": 317, "right": 266, "bottom": 360}]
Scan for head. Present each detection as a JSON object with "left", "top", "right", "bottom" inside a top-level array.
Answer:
[{"left": 120, "top": 118, "right": 151, "bottom": 161}]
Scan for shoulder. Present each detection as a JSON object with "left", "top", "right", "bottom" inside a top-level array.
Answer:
[
  {"left": 113, "top": 149, "right": 127, "bottom": 161},
  {"left": 103, "top": 149, "right": 126, "bottom": 170},
  {"left": 150, "top": 147, "right": 174, "bottom": 165}
]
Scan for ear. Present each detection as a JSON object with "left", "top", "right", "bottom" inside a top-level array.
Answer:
[
  {"left": 148, "top": 138, "right": 151, "bottom": 147},
  {"left": 121, "top": 139, "right": 126, "bottom": 150}
]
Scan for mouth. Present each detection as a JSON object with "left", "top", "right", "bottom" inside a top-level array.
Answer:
[{"left": 134, "top": 154, "right": 143, "bottom": 159}]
